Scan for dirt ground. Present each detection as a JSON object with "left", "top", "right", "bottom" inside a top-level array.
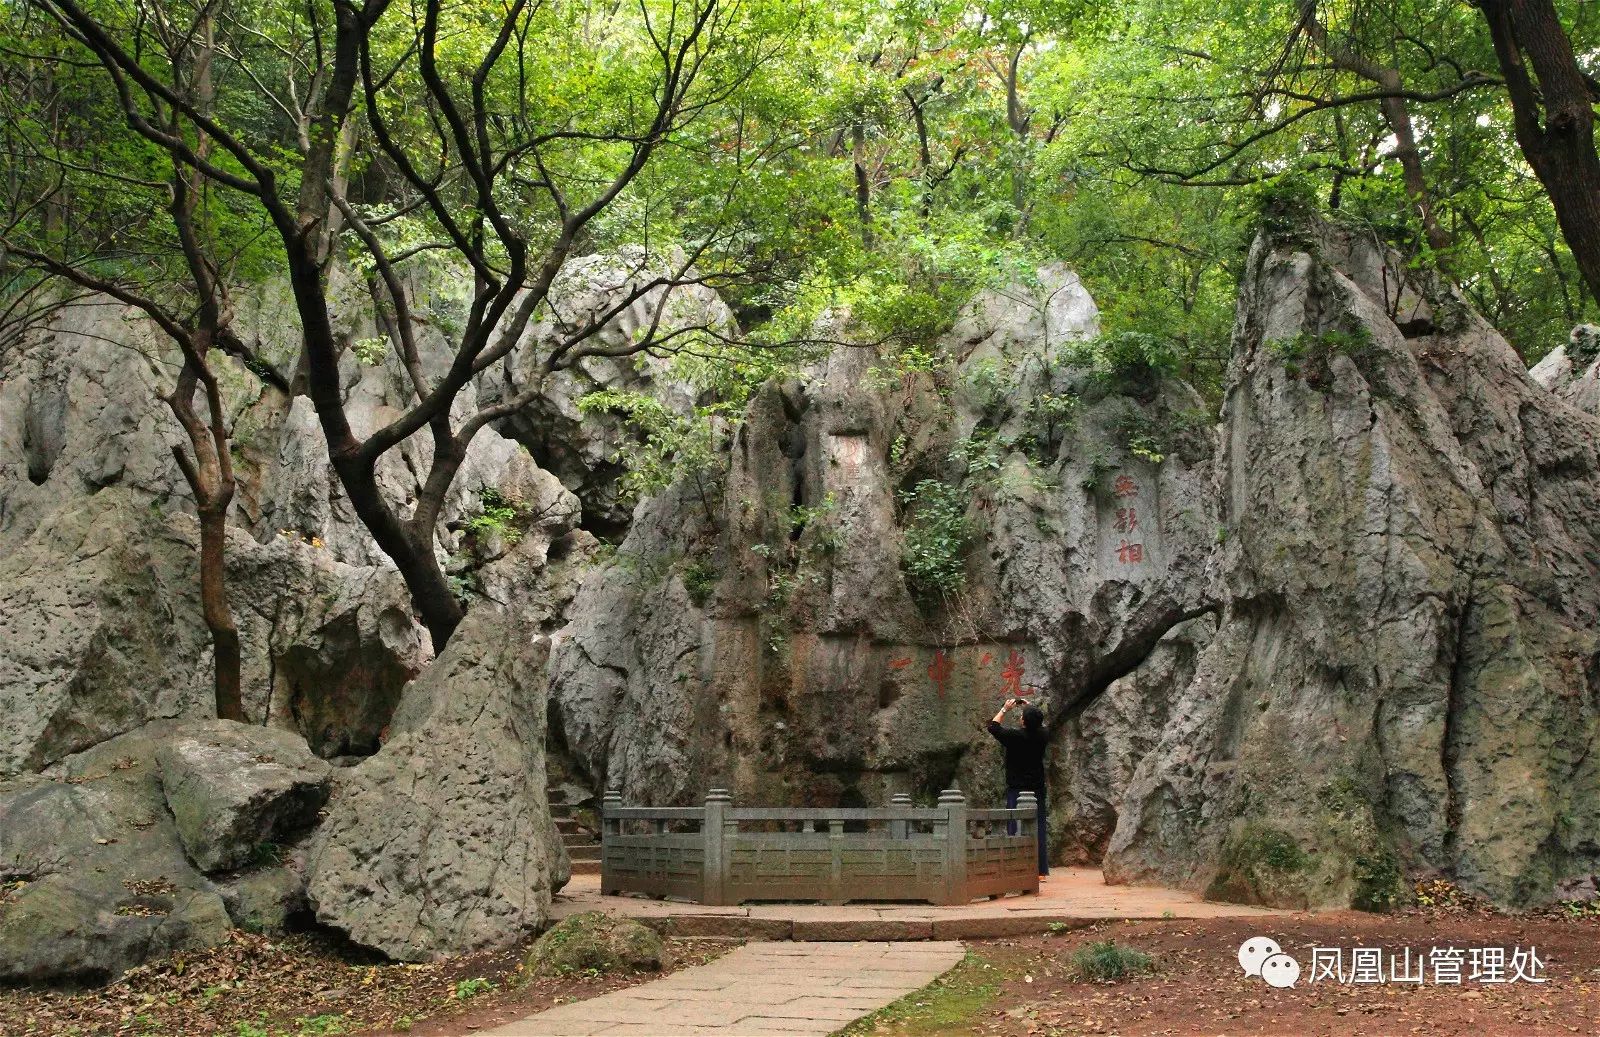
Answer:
[
  {"left": 0, "top": 929, "right": 730, "bottom": 1037},
  {"left": 867, "top": 912, "right": 1600, "bottom": 1037},
  {"left": 6, "top": 907, "right": 1599, "bottom": 1036}
]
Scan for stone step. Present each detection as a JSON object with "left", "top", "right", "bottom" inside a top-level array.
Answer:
[
  {"left": 569, "top": 859, "right": 601, "bottom": 875},
  {"left": 565, "top": 843, "right": 602, "bottom": 862},
  {"left": 554, "top": 816, "right": 580, "bottom": 834}
]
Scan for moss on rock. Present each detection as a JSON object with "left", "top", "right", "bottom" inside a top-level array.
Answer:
[
  {"left": 1205, "top": 824, "right": 1313, "bottom": 908},
  {"left": 524, "top": 913, "right": 667, "bottom": 978}
]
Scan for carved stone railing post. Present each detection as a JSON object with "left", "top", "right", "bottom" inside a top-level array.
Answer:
[
  {"left": 937, "top": 786, "right": 967, "bottom": 905},
  {"left": 702, "top": 788, "right": 732, "bottom": 906},
  {"left": 890, "top": 793, "right": 912, "bottom": 839},
  {"left": 600, "top": 788, "right": 623, "bottom": 895},
  {"left": 1017, "top": 791, "right": 1037, "bottom": 840}
]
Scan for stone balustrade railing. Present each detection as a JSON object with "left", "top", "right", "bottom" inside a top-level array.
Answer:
[{"left": 599, "top": 787, "right": 1039, "bottom": 906}]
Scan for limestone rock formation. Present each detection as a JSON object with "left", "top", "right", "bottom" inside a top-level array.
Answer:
[
  {"left": 548, "top": 230, "right": 1600, "bottom": 911},
  {"left": 549, "top": 263, "right": 1219, "bottom": 814},
  {"left": 1, "top": 268, "right": 580, "bottom": 974},
  {"left": 305, "top": 608, "right": 562, "bottom": 961},
  {"left": 157, "top": 721, "right": 332, "bottom": 873},
  {"left": 485, "top": 247, "right": 735, "bottom": 534},
  {"left": 0, "top": 496, "right": 431, "bottom": 774},
  {"left": 1050, "top": 615, "right": 1215, "bottom": 866},
  {"left": 0, "top": 720, "right": 321, "bottom": 984},
  {"left": 1102, "top": 222, "right": 1600, "bottom": 909},
  {"left": 1529, "top": 324, "right": 1600, "bottom": 417},
  {"left": 0, "top": 259, "right": 599, "bottom": 771}
]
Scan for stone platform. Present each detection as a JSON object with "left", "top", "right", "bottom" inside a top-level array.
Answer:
[{"left": 551, "top": 867, "right": 1282, "bottom": 940}]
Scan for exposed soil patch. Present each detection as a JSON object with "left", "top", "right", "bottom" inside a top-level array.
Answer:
[
  {"left": 853, "top": 912, "right": 1600, "bottom": 1036},
  {"left": 0, "top": 929, "right": 732, "bottom": 1037}
]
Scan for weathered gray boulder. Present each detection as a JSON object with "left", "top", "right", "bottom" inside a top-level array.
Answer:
[
  {"left": 0, "top": 720, "right": 324, "bottom": 984},
  {"left": 524, "top": 913, "right": 666, "bottom": 977},
  {"left": 305, "top": 608, "right": 562, "bottom": 961},
  {"left": 216, "top": 862, "right": 308, "bottom": 934},
  {"left": 157, "top": 720, "right": 331, "bottom": 872}
]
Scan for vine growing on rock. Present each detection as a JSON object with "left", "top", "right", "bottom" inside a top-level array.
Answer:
[{"left": 897, "top": 479, "right": 972, "bottom": 606}]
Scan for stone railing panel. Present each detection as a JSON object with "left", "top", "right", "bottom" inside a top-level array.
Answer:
[{"left": 600, "top": 788, "right": 1039, "bottom": 906}]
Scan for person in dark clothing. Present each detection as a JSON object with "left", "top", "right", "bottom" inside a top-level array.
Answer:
[{"left": 987, "top": 696, "right": 1049, "bottom": 878}]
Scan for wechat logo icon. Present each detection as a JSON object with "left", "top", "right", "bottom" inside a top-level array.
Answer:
[{"left": 1239, "top": 937, "right": 1300, "bottom": 988}]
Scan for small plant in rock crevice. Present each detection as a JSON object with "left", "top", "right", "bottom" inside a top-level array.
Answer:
[
  {"left": 1352, "top": 847, "right": 1405, "bottom": 913},
  {"left": 680, "top": 558, "right": 718, "bottom": 607},
  {"left": 464, "top": 486, "right": 525, "bottom": 545},
  {"left": 752, "top": 494, "right": 841, "bottom": 652}
]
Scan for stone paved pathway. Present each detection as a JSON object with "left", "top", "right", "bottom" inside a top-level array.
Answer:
[{"left": 481, "top": 940, "right": 965, "bottom": 1036}]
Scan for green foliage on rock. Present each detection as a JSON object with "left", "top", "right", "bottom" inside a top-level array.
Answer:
[
  {"left": 898, "top": 479, "right": 972, "bottom": 606},
  {"left": 1205, "top": 824, "right": 1312, "bottom": 908},
  {"left": 680, "top": 558, "right": 720, "bottom": 608},
  {"left": 1352, "top": 848, "right": 1406, "bottom": 913},
  {"left": 464, "top": 488, "right": 526, "bottom": 546}
]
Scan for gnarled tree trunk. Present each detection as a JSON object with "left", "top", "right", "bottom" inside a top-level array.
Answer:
[{"left": 1477, "top": 0, "right": 1600, "bottom": 302}]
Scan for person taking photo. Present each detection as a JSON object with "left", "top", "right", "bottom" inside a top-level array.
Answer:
[{"left": 987, "top": 695, "right": 1050, "bottom": 879}]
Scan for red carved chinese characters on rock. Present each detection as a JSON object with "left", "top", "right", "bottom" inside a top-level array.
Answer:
[
  {"left": 927, "top": 650, "right": 953, "bottom": 697},
  {"left": 1001, "top": 649, "right": 1025, "bottom": 697},
  {"left": 1113, "top": 473, "right": 1145, "bottom": 564}
]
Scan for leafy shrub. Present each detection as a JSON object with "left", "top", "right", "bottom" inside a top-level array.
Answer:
[
  {"left": 681, "top": 558, "right": 718, "bottom": 607},
  {"left": 1560, "top": 899, "right": 1600, "bottom": 919},
  {"left": 1570, "top": 324, "right": 1600, "bottom": 365},
  {"left": 453, "top": 977, "right": 496, "bottom": 1000},
  {"left": 1066, "top": 941, "right": 1155, "bottom": 982},
  {"left": 464, "top": 487, "right": 524, "bottom": 544},
  {"left": 1352, "top": 848, "right": 1404, "bottom": 913},
  {"left": 350, "top": 336, "right": 387, "bottom": 366},
  {"left": 1250, "top": 172, "right": 1322, "bottom": 239},
  {"left": 1064, "top": 331, "right": 1179, "bottom": 393},
  {"left": 1023, "top": 389, "right": 1079, "bottom": 460},
  {"left": 1267, "top": 326, "right": 1375, "bottom": 380},
  {"left": 577, "top": 389, "right": 724, "bottom": 523},
  {"left": 898, "top": 480, "right": 971, "bottom": 604}
]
